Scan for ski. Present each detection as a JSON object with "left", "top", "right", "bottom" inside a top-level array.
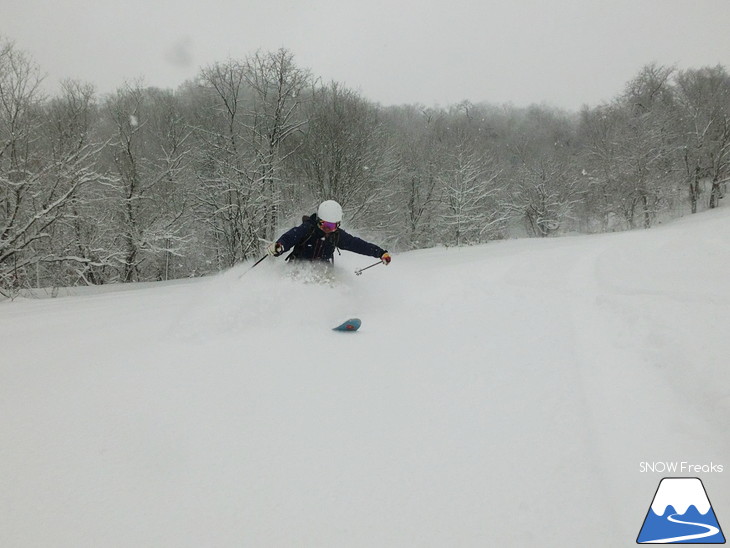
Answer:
[{"left": 332, "top": 318, "right": 361, "bottom": 332}]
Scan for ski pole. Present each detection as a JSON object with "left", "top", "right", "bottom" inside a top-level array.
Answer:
[
  {"left": 238, "top": 254, "right": 268, "bottom": 279},
  {"left": 354, "top": 260, "right": 384, "bottom": 276}
]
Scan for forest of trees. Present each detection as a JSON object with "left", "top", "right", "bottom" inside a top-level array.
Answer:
[{"left": 1, "top": 37, "right": 729, "bottom": 295}]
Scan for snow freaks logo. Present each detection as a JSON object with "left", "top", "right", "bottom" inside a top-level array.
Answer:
[
  {"left": 637, "top": 477, "right": 726, "bottom": 544},
  {"left": 640, "top": 461, "right": 724, "bottom": 474}
]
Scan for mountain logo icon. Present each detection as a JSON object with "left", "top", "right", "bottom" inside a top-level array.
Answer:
[{"left": 637, "top": 477, "right": 725, "bottom": 544}]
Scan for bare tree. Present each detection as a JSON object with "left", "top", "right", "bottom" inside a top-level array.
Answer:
[
  {"left": 577, "top": 104, "right": 623, "bottom": 230},
  {"left": 0, "top": 41, "right": 101, "bottom": 294},
  {"left": 142, "top": 87, "right": 193, "bottom": 280},
  {"left": 296, "top": 82, "right": 396, "bottom": 224},
  {"left": 242, "top": 49, "right": 309, "bottom": 238},
  {"left": 4, "top": 37, "right": 730, "bottom": 289},
  {"left": 621, "top": 64, "right": 678, "bottom": 227},
  {"left": 386, "top": 105, "right": 441, "bottom": 249},
  {"left": 505, "top": 158, "right": 584, "bottom": 237},
  {"left": 39, "top": 80, "right": 110, "bottom": 286},
  {"left": 675, "top": 66, "right": 730, "bottom": 211},
  {"left": 578, "top": 66, "right": 680, "bottom": 230},
  {"left": 104, "top": 83, "right": 191, "bottom": 282},
  {"left": 437, "top": 144, "right": 504, "bottom": 245},
  {"left": 194, "top": 60, "right": 259, "bottom": 267}
]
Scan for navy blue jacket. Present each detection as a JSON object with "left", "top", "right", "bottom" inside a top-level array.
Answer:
[{"left": 278, "top": 214, "right": 386, "bottom": 262}]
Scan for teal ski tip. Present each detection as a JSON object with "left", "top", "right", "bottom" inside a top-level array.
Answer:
[{"left": 332, "top": 318, "right": 361, "bottom": 332}]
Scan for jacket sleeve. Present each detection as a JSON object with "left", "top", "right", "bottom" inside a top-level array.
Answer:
[
  {"left": 277, "top": 222, "right": 311, "bottom": 252},
  {"left": 337, "top": 229, "right": 386, "bottom": 258}
]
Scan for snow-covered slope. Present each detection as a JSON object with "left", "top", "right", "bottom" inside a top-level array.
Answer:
[{"left": 2, "top": 209, "right": 729, "bottom": 547}]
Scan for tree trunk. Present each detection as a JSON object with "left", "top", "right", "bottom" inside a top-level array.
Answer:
[{"left": 709, "top": 178, "right": 722, "bottom": 208}]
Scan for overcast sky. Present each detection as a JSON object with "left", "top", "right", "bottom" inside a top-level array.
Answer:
[{"left": 2, "top": 0, "right": 729, "bottom": 111}]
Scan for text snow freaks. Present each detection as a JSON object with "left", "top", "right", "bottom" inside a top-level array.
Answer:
[{"left": 640, "top": 462, "right": 724, "bottom": 474}]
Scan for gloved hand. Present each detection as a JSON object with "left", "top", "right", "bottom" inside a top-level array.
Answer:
[
  {"left": 267, "top": 242, "right": 284, "bottom": 257},
  {"left": 381, "top": 252, "right": 391, "bottom": 265}
]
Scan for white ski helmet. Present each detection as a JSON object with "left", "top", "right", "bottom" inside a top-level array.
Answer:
[{"left": 317, "top": 200, "right": 343, "bottom": 223}]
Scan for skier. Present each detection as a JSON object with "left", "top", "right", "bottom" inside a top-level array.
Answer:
[{"left": 267, "top": 200, "right": 391, "bottom": 266}]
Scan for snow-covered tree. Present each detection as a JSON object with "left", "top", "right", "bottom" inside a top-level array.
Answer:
[
  {"left": 193, "top": 60, "right": 263, "bottom": 268},
  {"left": 4, "top": 37, "right": 730, "bottom": 287},
  {"left": 675, "top": 66, "right": 730, "bottom": 211},
  {"left": 385, "top": 105, "right": 441, "bottom": 249},
  {"left": 295, "top": 82, "right": 396, "bottom": 225},
  {"left": 242, "top": 49, "right": 309, "bottom": 239},
  {"left": 36, "top": 80, "right": 110, "bottom": 286},
  {"left": 577, "top": 65, "right": 680, "bottom": 230},
  {"left": 504, "top": 158, "right": 584, "bottom": 237},
  {"left": 619, "top": 64, "right": 679, "bottom": 227},
  {"left": 192, "top": 51, "right": 307, "bottom": 269},
  {"left": 0, "top": 41, "right": 103, "bottom": 294},
  {"left": 103, "top": 83, "right": 191, "bottom": 282},
  {"left": 437, "top": 144, "right": 504, "bottom": 245}
]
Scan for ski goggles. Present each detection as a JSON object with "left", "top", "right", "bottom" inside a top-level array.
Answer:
[{"left": 318, "top": 220, "right": 340, "bottom": 233}]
